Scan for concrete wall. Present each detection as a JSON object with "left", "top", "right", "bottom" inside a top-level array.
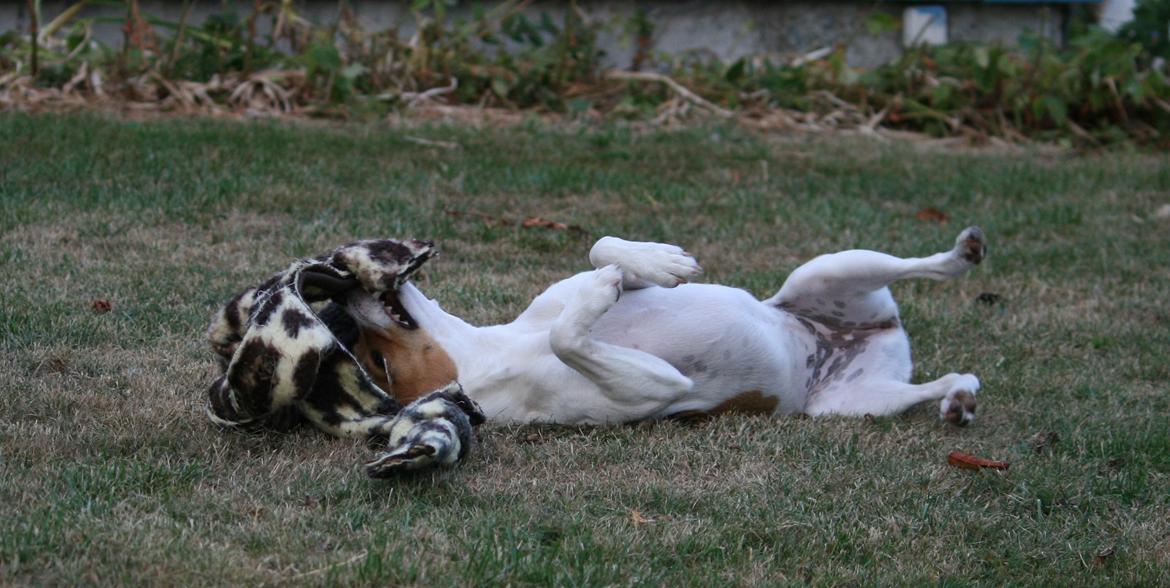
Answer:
[{"left": 1, "top": 1, "right": 1080, "bottom": 69}]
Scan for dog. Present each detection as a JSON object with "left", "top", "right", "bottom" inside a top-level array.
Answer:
[{"left": 342, "top": 227, "right": 987, "bottom": 426}]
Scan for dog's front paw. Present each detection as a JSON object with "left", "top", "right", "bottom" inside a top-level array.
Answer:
[
  {"left": 587, "top": 264, "right": 624, "bottom": 306},
  {"left": 629, "top": 242, "right": 703, "bottom": 287},
  {"left": 939, "top": 374, "right": 980, "bottom": 426}
]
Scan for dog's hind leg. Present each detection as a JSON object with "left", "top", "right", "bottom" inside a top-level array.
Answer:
[
  {"left": 805, "top": 373, "right": 980, "bottom": 426},
  {"left": 765, "top": 227, "right": 986, "bottom": 328},
  {"left": 548, "top": 265, "right": 694, "bottom": 417},
  {"left": 588, "top": 237, "right": 702, "bottom": 290}
]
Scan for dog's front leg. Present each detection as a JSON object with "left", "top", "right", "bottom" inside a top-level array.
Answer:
[{"left": 548, "top": 265, "right": 693, "bottom": 418}]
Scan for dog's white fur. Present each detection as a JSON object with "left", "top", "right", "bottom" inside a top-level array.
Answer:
[{"left": 392, "top": 229, "right": 985, "bottom": 425}]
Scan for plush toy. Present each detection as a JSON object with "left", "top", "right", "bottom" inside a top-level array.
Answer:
[{"left": 205, "top": 240, "right": 484, "bottom": 477}]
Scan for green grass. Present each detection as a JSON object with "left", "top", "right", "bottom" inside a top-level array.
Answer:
[{"left": 1, "top": 113, "right": 1169, "bottom": 586}]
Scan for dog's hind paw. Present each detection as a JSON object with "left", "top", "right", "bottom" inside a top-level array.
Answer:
[
  {"left": 939, "top": 374, "right": 980, "bottom": 426},
  {"left": 954, "top": 226, "right": 987, "bottom": 265}
]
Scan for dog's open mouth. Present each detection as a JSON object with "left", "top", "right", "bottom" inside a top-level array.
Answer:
[{"left": 381, "top": 290, "right": 417, "bottom": 329}]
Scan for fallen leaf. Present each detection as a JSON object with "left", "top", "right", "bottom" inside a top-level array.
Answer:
[
  {"left": 916, "top": 207, "right": 950, "bottom": 223},
  {"left": 519, "top": 433, "right": 545, "bottom": 444},
  {"left": 1029, "top": 431, "right": 1059, "bottom": 453},
  {"left": 976, "top": 292, "right": 1001, "bottom": 306},
  {"left": 947, "top": 451, "right": 1009, "bottom": 471},
  {"left": 629, "top": 510, "right": 654, "bottom": 525},
  {"left": 521, "top": 217, "right": 569, "bottom": 231},
  {"left": 1092, "top": 546, "right": 1115, "bottom": 569},
  {"left": 91, "top": 300, "right": 113, "bottom": 314},
  {"left": 446, "top": 209, "right": 588, "bottom": 235}
]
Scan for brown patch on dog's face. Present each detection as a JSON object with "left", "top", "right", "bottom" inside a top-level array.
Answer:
[
  {"left": 709, "top": 390, "right": 780, "bottom": 416},
  {"left": 354, "top": 326, "right": 458, "bottom": 405}
]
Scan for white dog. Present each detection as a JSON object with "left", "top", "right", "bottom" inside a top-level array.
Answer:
[{"left": 344, "top": 227, "right": 986, "bottom": 427}]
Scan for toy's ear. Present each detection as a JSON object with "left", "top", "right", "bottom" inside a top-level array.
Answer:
[
  {"left": 333, "top": 239, "right": 437, "bottom": 293},
  {"left": 298, "top": 267, "right": 360, "bottom": 302}
]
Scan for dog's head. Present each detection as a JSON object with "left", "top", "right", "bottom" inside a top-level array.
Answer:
[
  {"left": 300, "top": 239, "right": 458, "bottom": 406},
  {"left": 296, "top": 238, "right": 435, "bottom": 329}
]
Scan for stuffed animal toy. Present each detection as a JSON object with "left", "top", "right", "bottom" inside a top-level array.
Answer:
[{"left": 204, "top": 240, "right": 484, "bottom": 477}]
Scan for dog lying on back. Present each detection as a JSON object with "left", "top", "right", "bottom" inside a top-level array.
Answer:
[
  {"left": 322, "top": 228, "right": 986, "bottom": 426},
  {"left": 207, "top": 230, "right": 985, "bottom": 471}
]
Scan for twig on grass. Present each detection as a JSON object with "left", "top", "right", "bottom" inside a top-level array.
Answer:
[
  {"left": 382, "top": 77, "right": 459, "bottom": 107},
  {"left": 404, "top": 135, "right": 460, "bottom": 149},
  {"left": 605, "top": 69, "right": 733, "bottom": 118},
  {"left": 284, "top": 550, "right": 369, "bottom": 580}
]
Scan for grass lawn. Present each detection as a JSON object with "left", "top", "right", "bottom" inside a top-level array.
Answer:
[{"left": 1, "top": 113, "right": 1168, "bottom": 586}]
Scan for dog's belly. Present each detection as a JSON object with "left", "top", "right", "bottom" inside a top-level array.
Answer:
[{"left": 588, "top": 284, "right": 815, "bottom": 416}]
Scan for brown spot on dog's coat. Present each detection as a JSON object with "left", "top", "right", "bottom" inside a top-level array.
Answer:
[
  {"left": 667, "top": 390, "right": 780, "bottom": 421},
  {"left": 709, "top": 390, "right": 780, "bottom": 416}
]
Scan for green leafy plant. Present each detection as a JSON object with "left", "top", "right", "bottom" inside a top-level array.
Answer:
[
  {"left": 2, "top": 0, "right": 1168, "bottom": 146},
  {"left": 1119, "top": 0, "right": 1170, "bottom": 60}
]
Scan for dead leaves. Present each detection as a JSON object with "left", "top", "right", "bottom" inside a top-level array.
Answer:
[
  {"left": 445, "top": 209, "right": 588, "bottom": 235},
  {"left": 1028, "top": 431, "right": 1060, "bottom": 453},
  {"left": 520, "top": 217, "right": 571, "bottom": 231},
  {"left": 947, "top": 451, "right": 1009, "bottom": 471},
  {"left": 1090, "top": 546, "right": 1115, "bottom": 570},
  {"left": 90, "top": 299, "right": 113, "bottom": 314},
  {"left": 0, "top": 69, "right": 303, "bottom": 116},
  {"left": 975, "top": 292, "right": 1002, "bottom": 306},
  {"left": 629, "top": 509, "right": 655, "bottom": 526},
  {"left": 915, "top": 207, "right": 950, "bottom": 224}
]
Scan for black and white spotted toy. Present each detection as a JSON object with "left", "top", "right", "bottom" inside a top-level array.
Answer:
[{"left": 205, "top": 240, "right": 484, "bottom": 477}]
